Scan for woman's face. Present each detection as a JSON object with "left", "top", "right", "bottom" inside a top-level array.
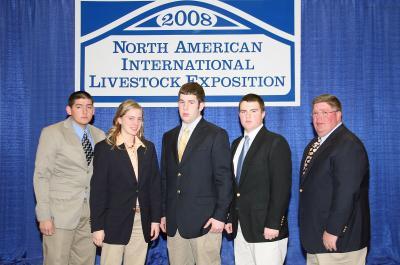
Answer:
[{"left": 118, "top": 107, "right": 143, "bottom": 137}]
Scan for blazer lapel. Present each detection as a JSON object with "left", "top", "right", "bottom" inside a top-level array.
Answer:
[
  {"left": 137, "top": 146, "right": 145, "bottom": 187},
  {"left": 63, "top": 117, "right": 87, "bottom": 168},
  {"left": 300, "top": 139, "right": 316, "bottom": 184},
  {"left": 231, "top": 138, "right": 241, "bottom": 158},
  {"left": 301, "top": 125, "right": 345, "bottom": 184},
  {"left": 88, "top": 125, "right": 102, "bottom": 144},
  {"left": 179, "top": 119, "right": 206, "bottom": 165},
  {"left": 238, "top": 128, "right": 265, "bottom": 186},
  {"left": 118, "top": 144, "right": 137, "bottom": 186},
  {"left": 171, "top": 126, "right": 180, "bottom": 164}
]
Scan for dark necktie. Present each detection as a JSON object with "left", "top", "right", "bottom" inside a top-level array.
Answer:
[
  {"left": 302, "top": 137, "right": 322, "bottom": 175},
  {"left": 82, "top": 131, "right": 94, "bottom": 165},
  {"left": 236, "top": 136, "right": 250, "bottom": 183}
]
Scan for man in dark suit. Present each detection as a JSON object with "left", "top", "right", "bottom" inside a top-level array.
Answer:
[
  {"left": 299, "top": 94, "right": 370, "bottom": 265},
  {"left": 225, "top": 94, "right": 292, "bottom": 265},
  {"left": 160, "top": 82, "right": 232, "bottom": 265}
]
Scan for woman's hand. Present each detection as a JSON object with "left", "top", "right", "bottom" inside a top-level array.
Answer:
[
  {"left": 150, "top": 222, "right": 160, "bottom": 241},
  {"left": 92, "top": 230, "right": 105, "bottom": 247}
]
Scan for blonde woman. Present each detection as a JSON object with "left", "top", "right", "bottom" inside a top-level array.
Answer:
[{"left": 90, "top": 100, "right": 161, "bottom": 265}]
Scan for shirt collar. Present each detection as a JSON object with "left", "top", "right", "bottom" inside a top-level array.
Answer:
[
  {"left": 116, "top": 135, "right": 145, "bottom": 149},
  {"left": 71, "top": 119, "right": 89, "bottom": 140},
  {"left": 181, "top": 115, "right": 202, "bottom": 133},
  {"left": 244, "top": 124, "right": 263, "bottom": 143},
  {"left": 320, "top": 122, "right": 342, "bottom": 144}
]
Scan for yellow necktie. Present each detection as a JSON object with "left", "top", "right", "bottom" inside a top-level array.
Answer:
[{"left": 178, "top": 127, "right": 190, "bottom": 162}]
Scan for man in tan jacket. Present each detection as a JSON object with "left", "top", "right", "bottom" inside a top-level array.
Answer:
[{"left": 33, "top": 91, "right": 105, "bottom": 265}]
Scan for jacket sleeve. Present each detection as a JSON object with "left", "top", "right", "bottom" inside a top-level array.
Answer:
[
  {"left": 326, "top": 140, "right": 369, "bottom": 236},
  {"left": 90, "top": 142, "right": 109, "bottom": 232},
  {"left": 33, "top": 127, "right": 58, "bottom": 222},
  {"left": 211, "top": 128, "right": 234, "bottom": 222},
  {"left": 264, "top": 136, "right": 292, "bottom": 230},
  {"left": 160, "top": 134, "right": 167, "bottom": 217},
  {"left": 149, "top": 143, "right": 162, "bottom": 223}
]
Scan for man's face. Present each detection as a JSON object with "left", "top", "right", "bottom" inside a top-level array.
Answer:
[
  {"left": 312, "top": 102, "right": 342, "bottom": 137},
  {"left": 239, "top": 101, "right": 265, "bottom": 133},
  {"left": 178, "top": 94, "right": 204, "bottom": 124},
  {"left": 66, "top": 98, "right": 94, "bottom": 128}
]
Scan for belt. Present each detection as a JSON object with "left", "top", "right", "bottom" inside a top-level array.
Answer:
[{"left": 133, "top": 207, "right": 140, "bottom": 213}]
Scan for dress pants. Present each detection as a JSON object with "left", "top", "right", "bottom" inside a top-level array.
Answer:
[
  {"left": 307, "top": 247, "right": 367, "bottom": 265},
  {"left": 234, "top": 222, "right": 288, "bottom": 265},
  {"left": 101, "top": 212, "right": 148, "bottom": 265},
  {"left": 42, "top": 201, "right": 95, "bottom": 265},
  {"left": 167, "top": 229, "right": 222, "bottom": 265}
]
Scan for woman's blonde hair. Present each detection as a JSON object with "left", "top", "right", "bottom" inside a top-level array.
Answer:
[{"left": 106, "top": 99, "right": 144, "bottom": 149}]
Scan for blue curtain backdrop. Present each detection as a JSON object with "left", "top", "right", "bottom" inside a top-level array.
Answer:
[{"left": 1, "top": 0, "right": 399, "bottom": 264}]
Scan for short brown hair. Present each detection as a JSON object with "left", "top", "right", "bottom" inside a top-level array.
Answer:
[
  {"left": 312, "top": 94, "right": 342, "bottom": 112},
  {"left": 178, "top": 82, "right": 205, "bottom": 103},
  {"left": 68, "top": 91, "right": 93, "bottom": 107},
  {"left": 239, "top": 93, "right": 265, "bottom": 111}
]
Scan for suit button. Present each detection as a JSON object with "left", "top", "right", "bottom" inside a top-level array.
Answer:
[
  {"left": 236, "top": 193, "right": 240, "bottom": 197},
  {"left": 299, "top": 189, "right": 303, "bottom": 193},
  {"left": 177, "top": 173, "right": 181, "bottom": 177},
  {"left": 177, "top": 190, "right": 181, "bottom": 194}
]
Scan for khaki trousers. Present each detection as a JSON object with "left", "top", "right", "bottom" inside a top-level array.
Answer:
[
  {"left": 234, "top": 223, "right": 288, "bottom": 265},
  {"left": 42, "top": 201, "right": 95, "bottom": 265},
  {"left": 307, "top": 247, "right": 367, "bottom": 265},
  {"left": 101, "top": 212, "right": 148, "bottom": 265},
  {"left": 167, "top": 229, "right": 222, "bottom": 265}
]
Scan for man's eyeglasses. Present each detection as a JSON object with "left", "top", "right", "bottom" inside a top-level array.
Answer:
[{"left": 311, "top": 110, "right": 338, "bottom": 118}]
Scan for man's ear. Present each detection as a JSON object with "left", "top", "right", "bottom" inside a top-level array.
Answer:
[
  {"left": 199, "top": 102, "right": 205, "bottom": 112},
  {"left": 66, "top": 105, "right": 72, "bottom": 115}
]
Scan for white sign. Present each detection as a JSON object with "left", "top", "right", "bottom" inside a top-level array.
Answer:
[{"left": 76, "top": 0, "right": 301, "bottom": 107}]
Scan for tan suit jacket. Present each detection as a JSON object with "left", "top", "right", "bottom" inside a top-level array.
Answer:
[{"left": 34, "top": 116, "right": 105, "bottom": 229}]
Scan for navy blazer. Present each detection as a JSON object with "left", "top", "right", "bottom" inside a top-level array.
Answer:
[
  {"left": 229, "top": 127, "right": 292, "bottom": 242},
  {"left": 90, "top": 139, "right": 161, "bottom": 244},
  {"left": 161, "top": 118, "right": 233, "bottom": 239},
  {"left": 299, "top": 124, "right": 370, "bottom": 253}
]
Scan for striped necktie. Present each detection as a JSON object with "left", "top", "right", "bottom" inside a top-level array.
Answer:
[{"left": 82, "top": 131, "right": 94, "bottom": 165}]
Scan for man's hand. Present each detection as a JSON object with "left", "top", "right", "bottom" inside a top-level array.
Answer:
[
  {"left": 150, "top": 223, "right": 160, "bottom": 241},
  {"left": 322, "top": 231, "right": 338, "bottom": 251},
  {"left": 160, "top": 217, "right": 167, "bottom": 233},
  {"left": 203, "top": 218, "right": 224, "bottom": 233},
  {"left": 224, "top": 223, "right": 233, "bottom": 234},
  {"left": 39, "top": 220, "right": 55, "bottom": 236},
  {"left": 92, "top": 230, "right": 105, "bottom": 247},
  {"left": 264, "top": 228, "right": 279, "bottom": 240}
]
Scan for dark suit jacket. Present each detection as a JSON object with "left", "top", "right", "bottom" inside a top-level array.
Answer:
[
  {"left": 161, "top": 118, "right": 233, "bottom": 239},
  {"left": 229, "top": 127, "right": 292, "bottom": 243},
  {"left": 299, "top": 124, "right": 370, "bottom": 254},
  {"left": 90, "top": 139, "right": 161, "bottom": 244}
]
